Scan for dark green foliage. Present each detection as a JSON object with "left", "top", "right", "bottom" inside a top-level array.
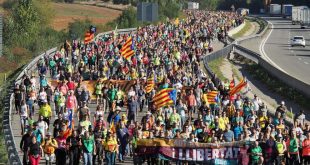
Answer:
[{"left": 68, "top": 19, "right": 92, "bottom": 40}]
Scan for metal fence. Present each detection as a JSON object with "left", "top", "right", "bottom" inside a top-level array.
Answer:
[{"left": 4, "top": 47, "right": 57, "bottom": 165}]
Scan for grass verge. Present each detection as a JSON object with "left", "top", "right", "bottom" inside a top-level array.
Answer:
[
  {"left": 246, "top": 16, "right": 268, "bottom": 35},
  {"left": 246, "top": 63, "right": 310, "bottom": 111},
  {"left": 208, "top": 57, "right": 226, "bottom": 81},
  {"left": 232, "top": 20, "right": 251, "bottom": 39}
]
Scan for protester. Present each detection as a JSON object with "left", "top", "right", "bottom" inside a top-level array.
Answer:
[
  {"left": 14, "top": 9, "right": 310, "bottom": 165},
  {"left": 28, "top": 136, "right": 43, "bottom": 165}
]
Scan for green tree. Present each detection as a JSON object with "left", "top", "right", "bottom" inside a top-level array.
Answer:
[{"left": 68, "top": 19, "right": 92, "bottom": 40}]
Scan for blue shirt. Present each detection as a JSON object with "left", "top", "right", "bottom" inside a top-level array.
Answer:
[{"left": 233, "top": 126, "right": 243, "bottom": 140}]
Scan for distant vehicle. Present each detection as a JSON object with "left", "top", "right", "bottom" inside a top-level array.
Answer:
[
  {"left": 300, "top": 8, "right": 310, "bottom": 28},
  {"left": 291, "top": 36, "right": 306, "bottom": 47},
  {"left": 187, "top": 2, "right": 199, "bottom": 10},
  {"left": 292, "top": 6, "right": 308, "bottom": 25},
  {"left": 282, "top": 4, "right": 293, "bottom": 18},
  {"left": 236, "top": 8, "right": 249, "bottom": 16},
  {"left": 270, "top": 4, "right": 281, "bottom": 16}
]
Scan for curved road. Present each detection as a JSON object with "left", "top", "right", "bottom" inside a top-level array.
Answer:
[{"left": 262, "top": 17, "right": 310, "bottom": 85}]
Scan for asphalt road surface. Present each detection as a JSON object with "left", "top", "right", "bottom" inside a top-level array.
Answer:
[{"left": 261, "top": 17, "right": 310, "bottom": 85}]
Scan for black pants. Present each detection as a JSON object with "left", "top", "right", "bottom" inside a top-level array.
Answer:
[
  {"left": 69, "top": 148, "right": 80, "bottom": 165},
  {"left": 288, "top": 154, "right": 299, "bottom": 165},
  {"left": 55, "top": 148, "right": 67, "bottom": 165},
  {"left": 139, "top": 99, "right": 145, "bottom": 112},
  {"left": 275, "top": 155, "right": 284, "bottom": 165},
  {"left": 304, "top": 156, "right": 310, "bottom": 165},
  {"left": 23, "top": 150, "right": 28, "bottom": 165},
  {"left": 128, "top": 112, "right": 136, "bottom": 123}
]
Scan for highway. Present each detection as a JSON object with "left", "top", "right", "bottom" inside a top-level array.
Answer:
[{"left": 261, "top": 17, "right": 310, "bottom": 85}]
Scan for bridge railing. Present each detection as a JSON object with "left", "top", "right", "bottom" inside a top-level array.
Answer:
[{"left": 4, "top": 47, "right": 57, "bottom": 165}]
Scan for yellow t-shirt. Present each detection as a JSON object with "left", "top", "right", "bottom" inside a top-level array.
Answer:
[
  {"left": 102, "top": 137, "right": 118, "bottom": 152},
  {"left": 219, "top": 117, "right": 229, "bottom": 131},
  {"left": 42, "top": 138, "right": 58, "bottom": 154}
]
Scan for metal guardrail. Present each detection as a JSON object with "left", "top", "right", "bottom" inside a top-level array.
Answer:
[
  {"left": 95, "top": 28, "right": 136, "bottom": 41},
  {"left": 204, "top": 15, "right": 310, "bottom": 99},
  {"left": 233, "top": 44, "right": 260, "bottom": 64},
  {"left": 232, "top": 44, "right": 310, "bottom": 98},
  {"left": 4, "top": 47, "right": 57, "bottom": 165},
  {"left": 6, "top": 27, "right": 135, "bottom": 164}
]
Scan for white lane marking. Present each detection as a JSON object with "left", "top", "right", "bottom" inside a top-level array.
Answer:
[
  {"left": 298, "top": 58, "right": 302, "bottom": 60},
  {"left": 259, "top": 20, "right": 288, "bottom": 73},
  {"left": 305, "top": 62, "right": 309, "bottom": 65}
]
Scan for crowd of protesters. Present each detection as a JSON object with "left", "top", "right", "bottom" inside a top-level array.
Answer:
[{"left": 14, "top": 10, "right": 309, "bottom": 165}]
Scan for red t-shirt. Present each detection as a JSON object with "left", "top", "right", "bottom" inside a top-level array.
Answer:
[
  {"left": 67, "top": 81, "right": 75, "bottom": 91},
  {"left": 303, "top": 139, "right": 310, "bottom": 156}
]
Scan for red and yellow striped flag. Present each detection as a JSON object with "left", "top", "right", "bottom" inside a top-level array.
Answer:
[
  {"left": 145, "top": 76, "right": 155, "bottom": 93},
  {"left": 120, "top": 37, "right": 135, "bottom": 60},
  {"left": 84, "top": 31, "right": 94, "bottom": 44},
  {"left": 207, "top": 91, "right": 219, "bottom": 105},
  {"left": 152, "top": 88, "right": 176, "bottom": 109},
  {"left": 229, "top": 78, "right": 247, "bottom": 96}
]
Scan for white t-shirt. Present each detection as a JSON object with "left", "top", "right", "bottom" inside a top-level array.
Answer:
[
  {"left": 20, "top": 104, "right": 28, "bottom": 118},
  {"left": 37, "top": 120, "right": 48, "bottom": 138},
  {"left": 128, "top": 90, "right": 136, "bottom": 97},
  {"left": 39, "top": 91, "right": 47, "bottom": 101},
  {"left": 252, "top": 98, "right": 262, "bottom": 111}
]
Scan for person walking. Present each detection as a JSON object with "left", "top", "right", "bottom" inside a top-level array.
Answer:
[
  {"left": 103, "top": 132, "right": 118, "bottom": 165},
  {"left": 250, "top": 140, "right": 264, "bottom": 165},
  {"left": 275, "top": 135, "right": 286, "bottom": 165},
  {"left": 67, "top": 131, "right": 82, "bottom": 165},
  {"left": 303, "top": 132, "right": 310, "bottom": 165},
  {"left": 20, "top": 129, "right": 33, "bottom": 165},
  {"left": 82, "top": 131, "right": 96, "bottom": 165},
  {"left": 287, "top": 131, "right": 300, "bottom": 165},
  {"left": 27, "top": 136, "right": 43, "bottom": 165}
]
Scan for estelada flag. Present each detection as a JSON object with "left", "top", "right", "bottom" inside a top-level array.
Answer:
[
  {"left": 207, "top": 91, "right": 219, "bottom": 105},
  {"left": 120, "top": 37, "right": 135, "bottom": 60},
  {"left": 84, "top": 31, "right": 94, "bottom": 44},
  {"left": 229, "top": 78, "right": 247, "bottom": 96},
  {"left": 152, "top": 88, "right": 177, "bottom": 109}
]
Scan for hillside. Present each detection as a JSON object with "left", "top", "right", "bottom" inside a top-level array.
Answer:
[{"left": 52, "top": 3, "right": 122, "bottom": 31}]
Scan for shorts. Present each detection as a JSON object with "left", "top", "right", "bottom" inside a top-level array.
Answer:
[
  {"left": 20, "top": 116, "right": 28, "bottom": 126},
  {"left": 45, "top": 153, "right": 55, "bottom": 162},
  {"left": 188, "top": 106, "right": 195, "bottom": 112}
]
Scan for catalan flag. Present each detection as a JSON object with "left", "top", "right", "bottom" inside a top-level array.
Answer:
[
  {"left": 84, "top": 31, "right": 94, "bottom": 44},
  {"left": 207, "top": 91, "right": 219, "bottom": 105},
  {"left": 153, "top": 88, "right": 177, "bottom": 109},
  {"left": 145, "top": 75, "right": 155, "bottom": 93},
  {"left": 120, "top": 37, "right": 135, "bottom": 60},
  {"left": 229, "top": 78, "right": 247, "bottom": 96}
]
